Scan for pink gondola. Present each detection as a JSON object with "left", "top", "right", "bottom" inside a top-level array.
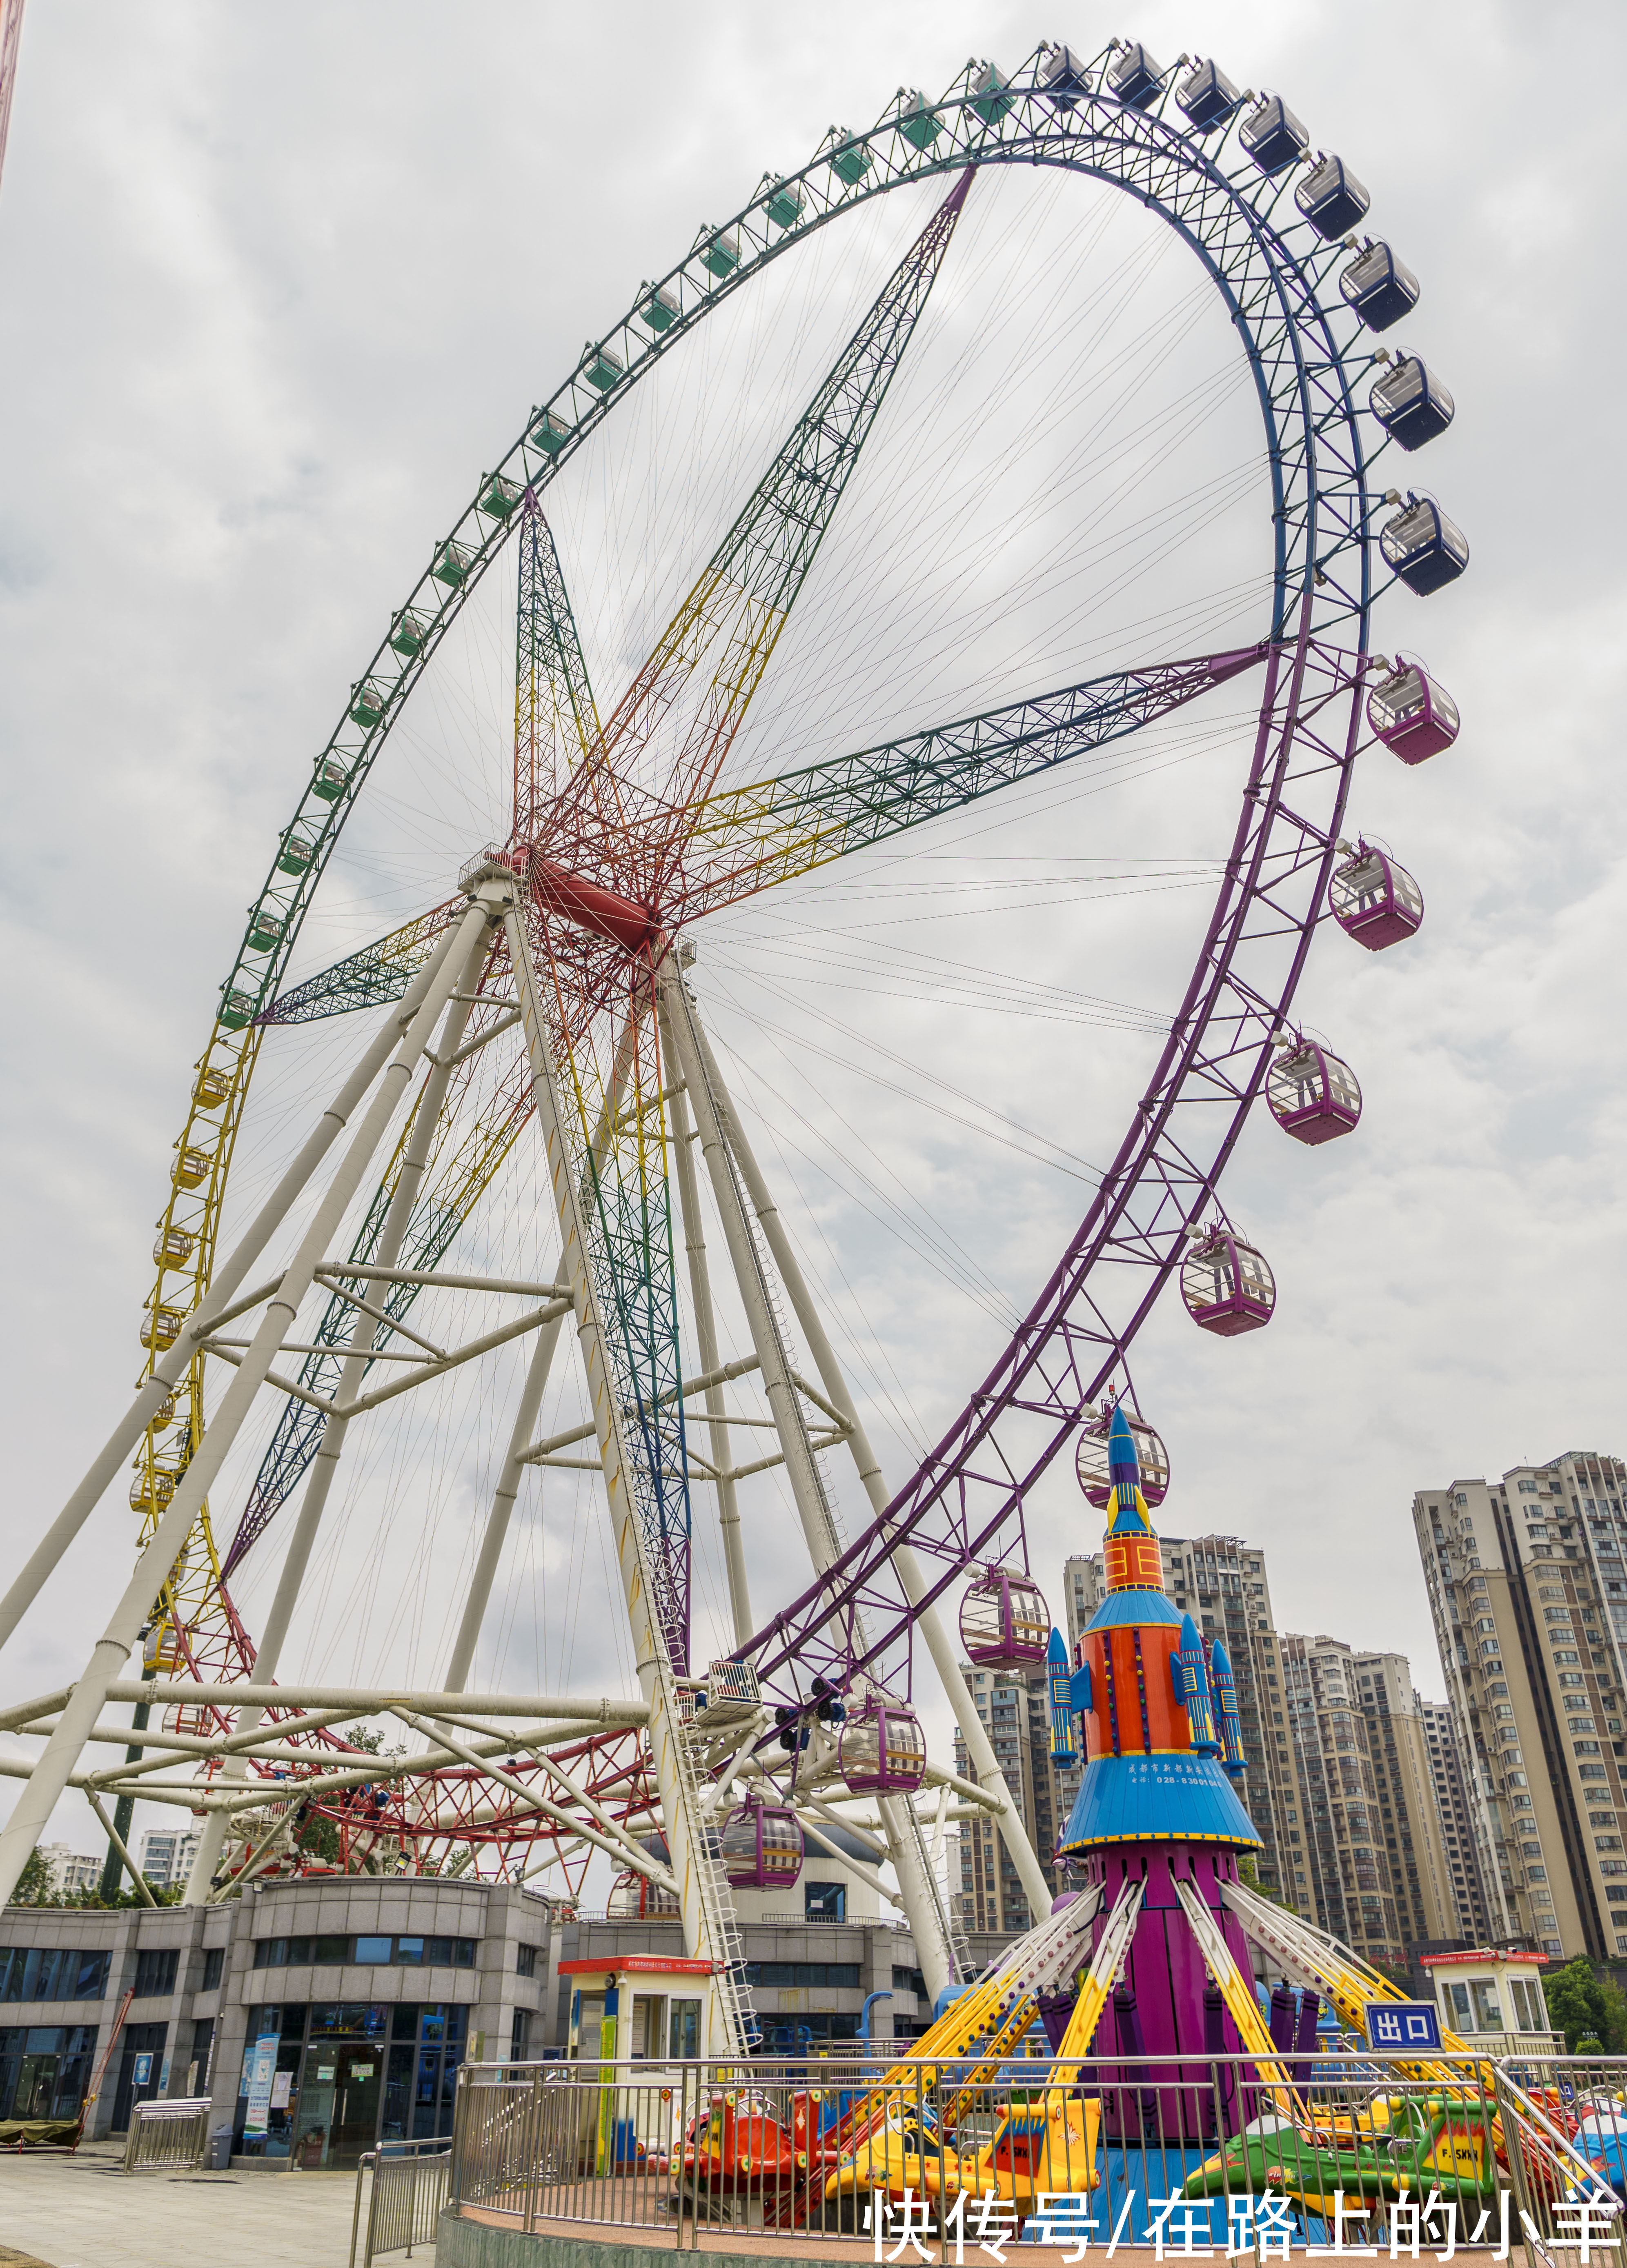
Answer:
[
  {"left": 1267, "top": 1039, "right": 1362, "bottom": 1145},
  {"left": 1330, "top": 841, "right": 1424, "bottom": 952},
  {"left": 959, "top": 1566, "right": 1051, "bottom": 1668},
  {"left": 1181, "top": 1229, "right": 1275, "bottom": 1336},
  {"left": 719, "top": 1795, "right": 804, "bottom": 1890},
  {"left": 607, "top": 1869, "right": 681, "bottom": 1919},
  {"left": 1367, "top": 658, "right": 1460, "bottom": 765},
  {"left": 838, "top": 1695, "right": 926, "bottom": 1795}
]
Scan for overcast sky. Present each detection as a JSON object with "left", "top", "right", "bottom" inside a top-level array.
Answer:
[{"left": 2, "top": 0, "right": 1624, "bottom": 1874}]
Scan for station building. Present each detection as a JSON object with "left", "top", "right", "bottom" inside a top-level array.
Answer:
[{"left": 1, "top": 1862, "right": 945, "bottom": 2168}]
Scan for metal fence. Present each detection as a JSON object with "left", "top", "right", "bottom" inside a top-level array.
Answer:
[
  {"left": 445, "top": 2050, "right": 1627, "bottom": 2255},
  {"left": 122, "top": 2095, "right": 211, "bottom": 2172},
  {"left": 348, "top": 2138, "right": 452, "bottom": 2268}
]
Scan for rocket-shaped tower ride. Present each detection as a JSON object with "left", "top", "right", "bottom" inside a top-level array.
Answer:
[{"left": 1055, "top": 1404, "right": 1265, "bottom": 2137}]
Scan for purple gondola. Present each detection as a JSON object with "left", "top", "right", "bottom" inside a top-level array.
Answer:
[
  {"left": 1381, "top": 494, "right": 1469, "bottom": 596},
  {"left": 1369, "top": 354, "right": 1455, "bottom": 451},
  {"left": 1330, "top": 841, "right": 1424, "bottom": 952},
  {"left": 719, "top": 1794, "right": 804, "bottom": 1890},
  {"left": 1175, "top": 57, "right": 1242, "bottom": 133},
  {"left": 1295, "top": 153, "right": 1370, "bottom": 239},
  {"left": 608, "top": 1869, "right": 681, "bottom": 1919},
  {"left": 959, "top": 1565, "right": 1051, "bottom": 1668},
  {"left": 1239, "top": 93, "right": 1309, "bottom": 174},
  {"left": 838, "top": 1694, "right": 926, "bottom": 1795},
  {"left": 1181, "top": 1228, "right": 1275, "bottom": 1336},
  {"left": 1367, "top": 658, "right": 1460, "bottom": 763},
  {"left": 1106, "top": 40, "right": 1163, "bottom": 109},
  {"left": 1040, "top": 45, "right": 1090, "bottom": 109},
  {"left": 1267, "top": 1039, "right": 1362, "bottom": 1145},
  {"left": 1075, "top": 1405, "right": 1171, "bottom": 1509},
  {"left": 1340, "top": 239, "right": 1420, "bottom": 331}
]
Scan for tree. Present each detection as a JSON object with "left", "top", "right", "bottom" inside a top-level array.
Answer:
[
  {"left": 11, "top": 1848, "right": 55, "bottom": 1906},
  {"left": 1238, "top": 1857, "right": 1297, "bottom": 1914},
  {"left": 1544, "top": 1955, "right": 1609, "bottom": 2051},
  {"left": 1369, "top": 1958, "right": 1415, "bottom": 1997},
  {"left": 1596, "top": 1973, "right": 1627, "bottom": 2053}
]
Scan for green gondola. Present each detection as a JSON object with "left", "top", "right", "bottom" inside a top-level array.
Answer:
[{"left": 1183, "top": 2099, "right": 1501, "bottom": 2211}]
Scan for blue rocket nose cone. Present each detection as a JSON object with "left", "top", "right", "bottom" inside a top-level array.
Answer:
[
  {"left": 1209, "top": 1638, "right": 1233, "bottom": 1677},
  {"left": 1179, "top": 1614, "right": 1202, "bottom": 1650},
  {"left": 1107, "top": 1401, "right": 1140, "bottom": 1483},
  {"left": 1047, "top": 1625, "right": 1068, "bottom": 1666}
]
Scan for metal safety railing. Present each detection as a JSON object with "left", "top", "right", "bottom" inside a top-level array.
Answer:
[
  {"left": 443, "top": 2050, "right": 1627, "bottom": 2255},
  {"left": 122, "top": 2095, "right": 211, "bottom": 2172},
  {"left": 348, "top": 2137, "right": 452, "bottom": 2268}
]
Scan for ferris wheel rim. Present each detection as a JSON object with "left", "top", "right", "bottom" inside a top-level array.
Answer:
[{"left": 134, "top": 42, "right": 1400, "bottom": 1792}]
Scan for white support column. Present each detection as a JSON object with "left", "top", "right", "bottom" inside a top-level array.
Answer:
[
  {"left": 0, "top": 901, "right": 490, "bottom": 1910},
  {"left": 438, "top": 1005, "right": 645, "bottom": 1701},
  {"left": 183, "top": 917, "right": 495, "bottom": 1902},
  {"left": 675, "top": 972, "right": 1056, "bottom": 1930},
  {"left": 0, "top": 938, "right": 465, "bottom": 1664},
  {"left": 659, "top": 965, "right": 959, "bottom": 2000},
  {"left": 500, "top": 892, "right": 751, "bottom": 2052},
  {"left": 657, "top": 990, "right": 751, "bottom": 1647}
]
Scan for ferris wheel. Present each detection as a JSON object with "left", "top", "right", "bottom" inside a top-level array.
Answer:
[{"left": 0, "top": 38, "right": 1466, "bottom": 2044}]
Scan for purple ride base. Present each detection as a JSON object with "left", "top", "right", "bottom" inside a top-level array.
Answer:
[{"left": 1079, "top": 1843, "right": 1259, "bottom": 2143}]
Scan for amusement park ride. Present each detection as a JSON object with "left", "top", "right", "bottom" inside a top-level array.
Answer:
[{"left": 0, "top": 37, "right": 1473, "bottom": 2059}]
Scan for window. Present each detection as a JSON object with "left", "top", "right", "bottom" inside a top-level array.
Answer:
[
  {"left": 510, "top": 2008, "right": 532, "bottom": 2059},
  {"left": 1469, "top": 1981, "right": 1502, "bottom": 2032},
  {"left": 1440, "top": 1981, "right": 1471, "bottom": 2029},
  {"left": 803, "top": 1882, "right": 845, "bottom": 1921},
  {"left": 742, "top": 1962, "right": 862, "bottom": 1988},
  {"left": 515, "top": 1943, "right": 537, "bottom": 1979},
  {"left": 133, "top": 1948, "right": 179, "bottom": 1999},
  {"left": 200, "top": 1947, "right": 225, "bottom": 1993},
  {"left": 251, "top": 1934, "right": 477, "bottom": 1971},
  {"left": 0, "top": 1948, "right": 109, "bottom": 2004},
  {"left": 0, "top": 2023, "right": 99, "bottom": 2122}
]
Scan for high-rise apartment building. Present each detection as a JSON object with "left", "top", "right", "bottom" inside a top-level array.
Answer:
[
  {"left": 1418, "top": 1699, "right": 1492, "bottom": 1941},
  {"left": 1064, "top": 1534, "right": 1292, "bottom": 1898},
  {"left": 137, "top": 1826, "right": 200, "bottom": 1889},
  {"left": 953, "top": 1661, "right": 1084, "bottom": 1934},
  {"left": 1413, "top": 1450, "right": 1627, "bottom": 1959},
  {"left": 1271, "top": 1639, "right": 1470, "bottom": 1967},
  {"left": 38, "top": 1843, "right": 102, "bottom": 1897}
]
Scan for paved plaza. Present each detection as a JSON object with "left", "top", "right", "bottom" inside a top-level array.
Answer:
[{"left": 0, "top": 2142, "right": 360, "bottom": 2268}]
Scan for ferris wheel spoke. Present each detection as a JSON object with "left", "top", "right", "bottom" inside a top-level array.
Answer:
[
  {"left": 672, "top": 642, "right": 1271, "bottom": 919},
  {"left": 545, "top": 169, "right": 975, "bottom": 872},
  {"left": 513, "top": 492, "right": 602, "bottom": 839}
]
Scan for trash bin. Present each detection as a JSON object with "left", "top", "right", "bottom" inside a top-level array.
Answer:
[{"left": 207, "top": 2129, "right": 232, "bottom": 2171}]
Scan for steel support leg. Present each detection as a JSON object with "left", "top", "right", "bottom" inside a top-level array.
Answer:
[
  {"left": 182, "top": 918, "right": 495, "bottom": 1902},
  {"left": 658, "top": 965, "right": 960, "bottom": 1999},
  {"left": 672, "top": 969, "right": 1056, "bottom": 1930},
  {"left": 0, "top": 939, "right": 466, "bottom": 1665},
  {"left": 0, "top": 903, "right": 488, "bottom": 1910},
  {"left": 657, "top": 993, "right": 751, "bottom": 1647},
  {"left": 438, "top": 1003, "right": 645, "bottom": 1701},
  {"left": 502, "top": 896, "right": 750, "bottom": 2054}
]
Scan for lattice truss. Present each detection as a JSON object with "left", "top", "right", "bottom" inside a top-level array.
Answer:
[{"left": 0, "top": 39, "right": 1453, "bottom": 1949}]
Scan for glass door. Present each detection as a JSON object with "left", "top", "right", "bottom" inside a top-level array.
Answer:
[{"left": 330, "top": 2043, "right": 383, "bottom": 2168}]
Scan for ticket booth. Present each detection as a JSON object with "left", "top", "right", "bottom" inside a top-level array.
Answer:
[
  {"left": 561, "top": 1955, "right": 717, "bottom": 2064},
  {"left": 1422, "top": 1949, "right": 1558, "bottom": 2052},
  {"left": 559, "top": 1957, "right": 720, "bottom": 2177}
]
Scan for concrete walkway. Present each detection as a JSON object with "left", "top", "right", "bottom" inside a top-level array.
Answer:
[{"left": 0, "top": 2142, "right": 363, "bottom": 2268}]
